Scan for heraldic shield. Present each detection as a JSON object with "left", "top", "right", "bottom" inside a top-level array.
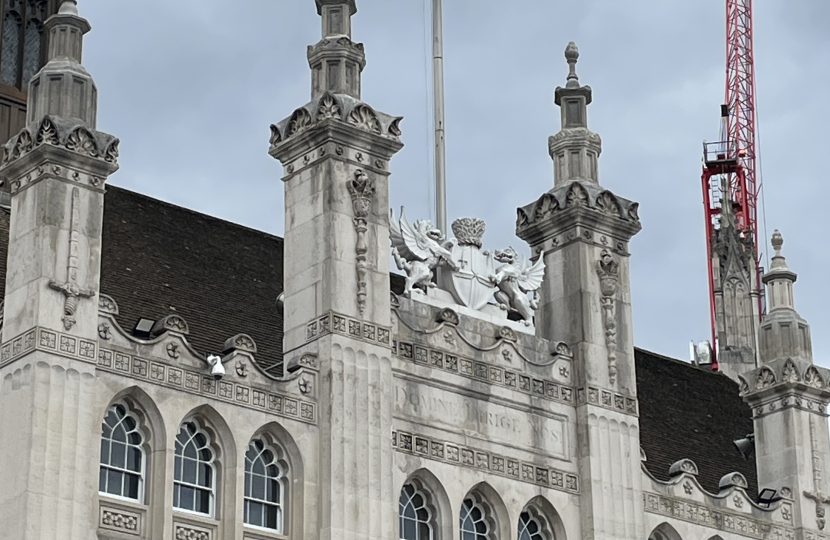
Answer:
[{"left": 437, "top": 218, "right": 496, "bottom": 310}]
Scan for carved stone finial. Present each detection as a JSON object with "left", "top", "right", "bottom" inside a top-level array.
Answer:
[
  {"left": 347, "top": 169, "right": 376, "bottom": 314},
  {"left": 565, "top": 41, "right": 580, "bottom": 89},
  {"left": 771, "top": 229, "right": 783, "bottom": 255},
  {"left": 59, "top": 0, "right": 79, "bottom": 15}
]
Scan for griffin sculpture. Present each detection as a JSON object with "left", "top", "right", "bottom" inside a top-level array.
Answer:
[
  {"left": 390, "top": 207, "right": 458, "bottom": 297},
  {"left": 490, "top": 247, "right": 546, "bottom": 325}
]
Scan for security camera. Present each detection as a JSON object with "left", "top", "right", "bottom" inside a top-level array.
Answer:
[{"left": 207, "top": 354, "right": 225, "bottom": 380}]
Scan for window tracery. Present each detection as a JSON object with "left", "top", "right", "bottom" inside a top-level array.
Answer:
[
  {"left": 99, "top": 403, "right": 145, "bottom": 501},
  {"left": 460, "top": 496, "right": 490, "bottom": 540},
  {"left": 518, "top": 511, "right": 546, "bottom": 540},
  {"left": 399, "top": 483, "right": 432, "bottom": 540},
  {"left": 244, "top": 438, "right": 287, "bottom": 532},
  {"left": 173, "top": 421, "right": 216, "bottom": 516}
]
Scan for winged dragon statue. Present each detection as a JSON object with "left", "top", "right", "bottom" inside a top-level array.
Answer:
[
  {"left": 490, "top": 247, "right": 546, "bottom": 325},
  {"left": 390, "top": 207, "right": 459, "bottom": 297}
]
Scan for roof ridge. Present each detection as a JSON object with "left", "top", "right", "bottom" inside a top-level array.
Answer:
[
  {"left": 634, "top": 346, "right": 731, "bottom": 379},
  {"left": 106, "top": 183, "right": 285, "bottom": 243}
]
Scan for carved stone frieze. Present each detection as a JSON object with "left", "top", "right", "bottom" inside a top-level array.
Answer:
[
  {"left": 99, "top": 506, "right": 140, "bottom": 536},
  {"left": 173, "top": 523, "right": 212, "bottom": 540},
  {"left": 393, "top": 338, "right": 575, "bottom": 406},
  {"left": 97, "top": 347, "right": 316, "bottom": 424},
  {"left": 576, "top": 385, "right": 638, "bottom": 416},
  {"left": 1, "top": 115, "right": 119, "bottom": 168},
  {"left": 596, "top": 249, "right": 620, "bottom": 384},
  {"left": 305, "top": 310, "right": 391, "bottom": 348},
  {"left": 393, "top": 430, "right": 579, "bottom": 494},
  {"left": 644, "top": 492, "right": 792, "bottom": 540},
  {"left": 151, "top": 314, "right": 189, "bottom": 336},
  {"left": 347, "top": 169, "right": 375, "bottom": 314},
  {"left": 1, "top": 326, "right": 96, "bottom": 369}
]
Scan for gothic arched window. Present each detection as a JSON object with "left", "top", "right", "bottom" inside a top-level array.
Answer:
[
  {"left": 99, "top": 403, "right": 145, "bottom": 501},
  {"left": 518, "top": 511, "right": 546, "bottom": 540},
  {"left": 244, "top": 439, "right": 287, "bottom": 531},
  {"left": 0, "top": 10, "right": 21, "bottom": 86},
  {"left": 460, "top": 496, "right": 490, "bottom": 540},
  {"left": 399, "top": 483, "right": 432, "bottom": 540},
  {"left": 0, "top": 0, "right": 48, "bottom": 88},
  {"left": 173, "top": 421, "right": 216, "bottom": 516}
]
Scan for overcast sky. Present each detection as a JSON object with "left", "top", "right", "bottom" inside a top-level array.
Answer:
[{"left": 79, "top": 0, "right": 830, "bottom": 366}]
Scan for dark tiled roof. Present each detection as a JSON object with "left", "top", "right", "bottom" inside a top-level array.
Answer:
[
  {"left": 98, "top": 186, "right": 285, "bottom": 375},
  {"left": 635, "top": 347, "right": 758, "bottom": 496},
  {"left": 0, "top": 186, "right": 758, "bottom": 493}
]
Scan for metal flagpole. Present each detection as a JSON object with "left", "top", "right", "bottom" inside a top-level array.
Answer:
[{"left": 432, "top": 0, "right": 447, "bottom": 234}]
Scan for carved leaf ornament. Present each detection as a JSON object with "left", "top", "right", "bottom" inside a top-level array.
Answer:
[
  {"left": 1, "top": 115, "right": 120, "bottom": 168},
  {"left": 348, "top": 104, "right": 382, "bottom": 134}
]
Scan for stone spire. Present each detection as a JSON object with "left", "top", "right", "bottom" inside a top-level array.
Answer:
[
  {"left": 710, "top": 199, "right": 761, "bottom": 381},
  {"left": 309, "top": 0, "right": 365, "bottom": 100},
  {"left": 758, "top": 230, "right": 812, "bottom": 363},
  {"left": 27, "top": 0, "right": 97, "bottom": 127},
  {"left": 550, "top": 42, "right": 602, "bottom": 186}
]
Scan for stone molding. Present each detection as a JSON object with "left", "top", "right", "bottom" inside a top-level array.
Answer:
[
  {"left": 270, "top": 93, "right": 401, "bottom": 149},
  {"left": 516, "top": 180, "right": 641, "bottom": 246},
  {"left": 393, "top": 429, "right": 579, "bottom": 495},
  {"left": 0, "top": 326, "right": 97, "bottom": 369},
  {"left": 1, "top": 115, "right": 119, "bottom": 172},
  {"left": 98, "top": 293, "right": 120, "bottom": 315},
  {"left": 393, "top": 338, "right": 575, "bottom": 406},
  {"left": 740, "top": 358, "right": 830, "bottom": 406},
  {"left": 576, "top": 385, "right": 638, "bottom": 416},
  {"left": 305, "top": 310, "right": 391, "bottom": 348},
  {"left": 97, "top": 347, "right": 316, "bottom": 425},
  {"left": 644, "top": 492, "right": 794, "bottom": 540}
]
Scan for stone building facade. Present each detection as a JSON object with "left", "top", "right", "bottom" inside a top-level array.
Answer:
[{"left": 0, "top": 2, "right": 827, "bottom": 540}]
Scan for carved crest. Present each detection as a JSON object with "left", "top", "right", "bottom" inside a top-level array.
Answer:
[{"left": 438, "top": 219, "right": 495, "bottom": 310}]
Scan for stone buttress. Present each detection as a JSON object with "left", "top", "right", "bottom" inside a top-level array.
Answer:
[
  {"left": 0, "top": 1, "right": 119, "bottom": 539},
  {"left": 516, "top": 43, "right": 644, "bottom": 540},
  {"left": 740, "top": 231, "right": 830, "bottom": 538},
  {"left": 268, "top": 1, "right": 403, "bottom": 538}
]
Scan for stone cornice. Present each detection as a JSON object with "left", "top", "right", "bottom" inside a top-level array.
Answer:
[
  {"left": 269, "top": 92, "right": 403, "bottom": 164},
  {"left": 740, "top": 357, "right": 830, "bottom": 407},
  {"left": 0, "top": 116, "right": 119, "bottom": 182},
  {"left": 516, "top": 181, "right": 641, "bottom": 247}
]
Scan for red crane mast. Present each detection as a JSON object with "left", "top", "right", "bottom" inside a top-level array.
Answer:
[{"left": 701, "top": 0, "right": 762, "bottom": 370}]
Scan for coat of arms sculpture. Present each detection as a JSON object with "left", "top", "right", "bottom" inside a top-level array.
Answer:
[{"left": 389, "top": 207, "right": 546, "bottom": 325}]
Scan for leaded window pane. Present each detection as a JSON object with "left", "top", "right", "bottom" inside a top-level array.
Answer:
[
  {"left": 21, "top": 18, "right": 39, "bottom": 85},
  {"left": 99, "top": 404, "right": 145, "bottom": 502},
  {"left": 399, "top": 483, "right": 432, "bottom": 540},
  {"left": 244, "top": 439, "right": 286, "bottom": 532},
  {"left": 173, "top": 421, "right": 216, "bottom": 516},
  {"left": 460, "top": 498, "right": 488, "bottom": 540},
  {"left": 0, "top": 12, "right": 21, "bottom": 86},
  {"left": 519, "top": 511, "right": 546, "bottom": 540}
]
